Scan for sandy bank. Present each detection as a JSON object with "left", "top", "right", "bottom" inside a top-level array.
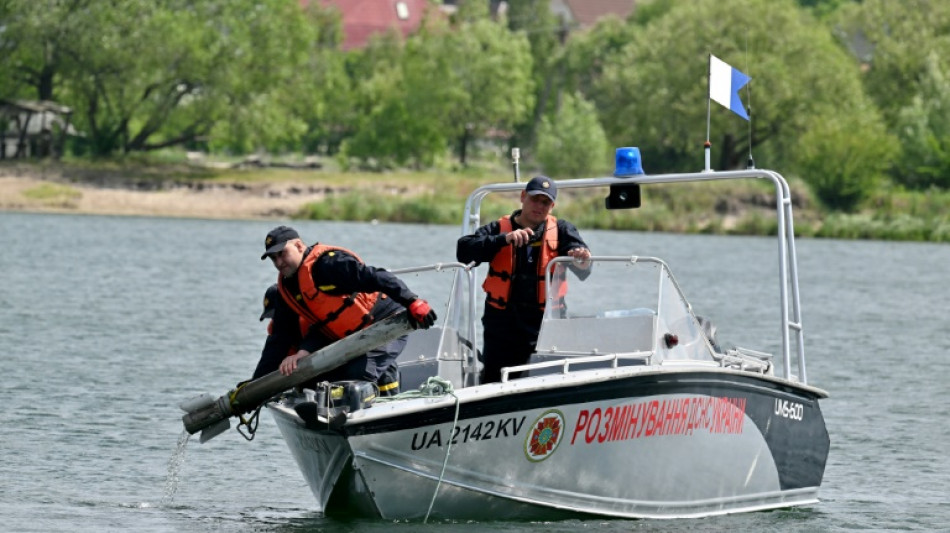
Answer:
[{"left": 0, "top": 171, "right": 332, "bottom": 220}]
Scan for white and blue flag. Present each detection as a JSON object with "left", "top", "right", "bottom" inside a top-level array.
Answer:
[{"left": 709, "top": 54, "right": 750, "bottom": 120}]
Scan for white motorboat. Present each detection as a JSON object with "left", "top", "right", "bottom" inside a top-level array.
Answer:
[{"left": 182, "top": 151, "right": 830, "bottom": 520}]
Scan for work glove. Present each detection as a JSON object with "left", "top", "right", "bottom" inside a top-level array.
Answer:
[{"left": 407, "top": 299, "right": 437, "bottom": 330}]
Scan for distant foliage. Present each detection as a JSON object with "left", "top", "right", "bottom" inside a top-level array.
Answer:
[
  {"left": 297, "top": 191, "right": 463, "bottom": 224},
  {"left": 833, "top": 0, "right": 950, "bottom": 127},
  {"left": 816, "top": 213, "right": 942, "bottom": 241},
  {"left": 535, "top": 92, "right": 610, "bottom": 178},
  {"left": 342, "top": 16, "right": 534, "bottom": 168},
  {"left": 793, "top": 113, "right": 897, "bottom": 211},
  {"left": 6, "top": 0, "right": 950, "bottom": 221},
  {"left": 893, "top": 53, "right": 950, "bottom": 189},
  {"left": 797, "top": 0, "right": 853, "bottom": 20},
  {"left": 590, "top": 0, "right": 883, "bottom": 176},
  {"left": 833, "top": 0, "right": 950, "bottom": 190}
]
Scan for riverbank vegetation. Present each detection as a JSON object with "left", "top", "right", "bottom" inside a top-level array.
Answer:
[
  {"left": 6, "top": 155, "right": 948, "bottom": 242},
  {"left": 2, "top": 0, "right": 949, "bottom": 241},
  {"left": 296, "top": 172, "right": 950, "bottom": 242}
]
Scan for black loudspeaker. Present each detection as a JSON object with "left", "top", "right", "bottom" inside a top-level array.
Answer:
[{"left": 605, "top": 183, "right": 641, "bottom": 209}]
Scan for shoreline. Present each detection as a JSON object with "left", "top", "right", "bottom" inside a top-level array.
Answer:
[
  {"left": 4, "top": 164, "right": 947, "bottom": 243},
  {"left": 0, "top": 172, "right": 333, "bottom": 221}
]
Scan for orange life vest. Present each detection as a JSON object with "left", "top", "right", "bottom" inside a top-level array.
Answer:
[
  {"left": 483, "top": 215, "right": 567, "bottom": 310},
  {"left": 278, "top": 244, "right": 379, "bottom": 340}
]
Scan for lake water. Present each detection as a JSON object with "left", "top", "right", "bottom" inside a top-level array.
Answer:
[{"left": 1, "top": 211, "right": 948, "bottom": 532}]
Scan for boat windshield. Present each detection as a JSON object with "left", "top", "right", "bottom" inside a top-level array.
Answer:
[{"left": 536, "top": 256, "right": 716, "bottom": 363}]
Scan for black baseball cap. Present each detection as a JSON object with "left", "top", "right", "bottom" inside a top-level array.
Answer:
[
  {"left": 261, "top": 226, "right": 299, "bottom": 260},
  {"left": 525, "top": 175, "right": 557, "bottom": 201},
  {"left": 260, "top": 284, "right": 280, "bottom": 321}
]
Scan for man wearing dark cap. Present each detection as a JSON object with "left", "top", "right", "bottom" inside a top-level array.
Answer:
[
  {"left": 456, "top": 175, "right": 592, "bottom": 384},
  {"left": 260, "top": 283, "right": 280, "bottom": 323},
  {"left": 252, "top": 283, "right": 300, "bottom": 380},
  {"left": 256, "top": 226, "right": 436, "bottom": 396}
]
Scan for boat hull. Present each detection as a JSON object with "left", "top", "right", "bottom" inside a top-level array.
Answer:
[
  {"left": 272, "top": 420, "right": 351, "bottom": 512},
  {"left": 271, "top": 368, "right": 829, "bottom": 520}
]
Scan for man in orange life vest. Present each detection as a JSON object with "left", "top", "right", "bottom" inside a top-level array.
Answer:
[
  {"left": 257, "top": 226, "right": 436, "bottom": 395},
  {"left": 456, "top": 175, "right": 591, "bottom": 384}
]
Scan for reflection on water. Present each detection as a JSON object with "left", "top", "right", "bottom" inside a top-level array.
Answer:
[{"left": 1, "top": 211, "right": 949, "bottom": 532}]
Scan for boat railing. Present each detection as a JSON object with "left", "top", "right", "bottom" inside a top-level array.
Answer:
[
  {"left": 500, "top": 352, "right": 653, "bottom": 382},
  {"left": 460, "top": 169, "right": 807, "bottom": 384},
  {"left": 715, "top": 346, "right": 774, "bottom": 375},
  {"left": 388, "top": 262, "right": 479, "bottom": 388}
]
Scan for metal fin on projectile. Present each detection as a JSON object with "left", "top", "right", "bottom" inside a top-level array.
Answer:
[{"left": 199, "top": 419, "right": 231, "bottom": 443}]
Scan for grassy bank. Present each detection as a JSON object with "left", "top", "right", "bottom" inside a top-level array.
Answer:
[
  {"left": 295, "top": 172, "right": 950, "bottom": 242},
  {"left": 3, "top": 157, "right": 948, "bottom": 242}
]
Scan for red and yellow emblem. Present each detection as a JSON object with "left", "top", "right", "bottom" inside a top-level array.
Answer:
[{"left": 524, "top": 410, "right": 564, "bottom": 462}]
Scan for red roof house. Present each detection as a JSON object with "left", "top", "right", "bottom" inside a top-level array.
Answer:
[
  {"left": 306, "top": 0, "right": 436, "bottom": 50},
  {"left": 550, "top": 0, "right": 636, "bottom": 29}
]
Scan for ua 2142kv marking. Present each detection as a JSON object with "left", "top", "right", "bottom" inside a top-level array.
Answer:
[{"left": 411, "top": 416, "right": 527, "bottom": 450}]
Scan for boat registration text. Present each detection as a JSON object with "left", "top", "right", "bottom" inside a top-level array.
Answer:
[{"left": 411, "top": 416, "right": 528, "bottom": 450}]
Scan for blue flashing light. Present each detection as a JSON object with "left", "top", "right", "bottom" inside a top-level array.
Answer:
[{"left": 614, "top": 147, "right": 644, "bottom": 177}]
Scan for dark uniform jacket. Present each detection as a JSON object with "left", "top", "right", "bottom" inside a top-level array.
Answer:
[
  {"left": 253, "top": 245, "right": 417, "bottom": 379},
  {"left": 456, "top": 209, "right": 591, "bottom": 333}
]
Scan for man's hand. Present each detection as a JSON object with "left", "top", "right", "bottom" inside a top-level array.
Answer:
[
  {"left": 279, "top": 349, "right": 310, "bottom": 376},
  {"left": 505, "top": 227, "right": 534, "bottom": 247},
  {"left": 567, "top": 247, "right": 592, "bottom": 268},
  {"left": 408, "top": 299, "right": 437, "bottom": 329}
]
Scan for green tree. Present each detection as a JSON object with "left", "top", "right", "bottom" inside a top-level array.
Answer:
[
  {"left": 437, "top": 17, "right": 536, "bottom": 165},
  {"left": 0, "top": 1, "right": 15, "bottom": 97},
  {"left": 342, "top": 31, "right": 454, "bottom": 168},
  {"left": 209, "top": 1, "right": 346, "bottom": 154},
  {"left": 342, "top": 52, "right": 449, "bottom": 169},
  {"left": 450, "top": 0, "right": 490, "bottom": 22},
  {"left": 535, "top": 92, "right": 610, "bottom": 178},
  {"left": 796, "top": 0, "right": 854, "bottom": 20},
  {"left": 629, "top": 0, "right": 675, "bottom": 26},
  {"left": 1, "top": 0, "right": 336, "bottom": 156},
  {"left": 335, "top": 30, "right": 406, "bottom": 158},
  {"left": 0, "top": 0, "right": 93, "bottom": 101},
  {"left": 557, "top": 17, "right": 636, "bottom": 112},
  {"left": 55, "top": 1, "right": 180, "bottom": 154},
  {"left": 893, "top": 52, "right": 950, "bottom": 190},
  {"left": 505, "top": 0, "right": 562, "bottom": 150},
  {"left": 344, "top": 16, "right": 535, "bottom": 167},
  {"left": 833, "top": 0, "right": 950, "bottom": 128},
  {"left": 793, "top": 111, "right": 897, "bottom": 211},
  {"left": 591, "top": 0, "right": 886, "bottom": 181},
  {"left": 833, "top": 0, "right": 950, "bottom": 189}
]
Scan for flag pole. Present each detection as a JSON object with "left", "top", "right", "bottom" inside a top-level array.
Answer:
[
  {"left": 745, "top": 36, "right": 755, "bottom": 169},
  {"left": 704, "top": 53, "right": 712, "bottom": 172},
  {"left": 746, "top": 81, "right": 755, "bottom": 169}
]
